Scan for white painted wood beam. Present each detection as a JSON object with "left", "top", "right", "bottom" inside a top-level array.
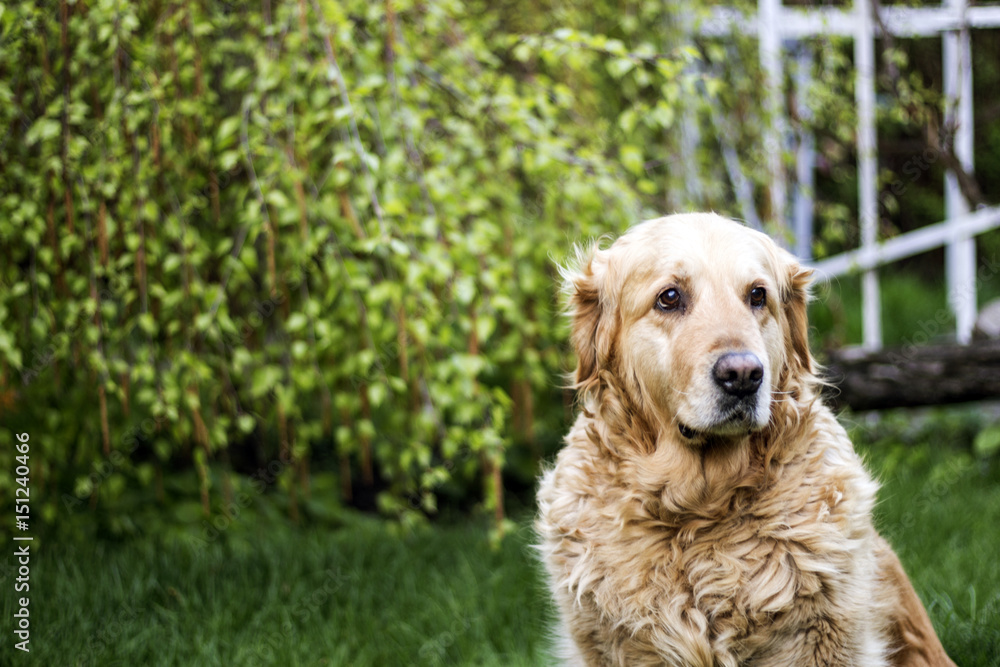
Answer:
[
  {"left": 810, "top": 206, "right": 1000, "bottom": 279},
  {"left": 943, "top": 0, "right": 977, "bottom": 343}
]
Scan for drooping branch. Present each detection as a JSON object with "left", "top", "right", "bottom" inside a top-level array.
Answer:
[
  {"left": 870, "top": 0, "right": 988, "bottom": 210},
  {"left": 310, "top": 0, "right": 386, "bottom": 236}
]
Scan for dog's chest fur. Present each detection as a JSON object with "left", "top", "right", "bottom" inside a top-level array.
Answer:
[{"left": 536, "top": 411, "right": 882, "bottom": 666}]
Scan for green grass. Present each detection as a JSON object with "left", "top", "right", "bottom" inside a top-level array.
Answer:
[
  {"left": 7, "top": 410, "right": 1000, "bottom": 666},
  {"left": 6, "top": 514, "right": 553, "bottom": 667},
  {"left": 851, "top": 407, "right": 1000, "bottom": 666}
]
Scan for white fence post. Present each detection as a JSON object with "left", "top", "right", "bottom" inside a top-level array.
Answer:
[
  {"left": 855, "top": 0, "right": 882, "bottom": 350},
  {"left": 759, "top": 0, "right": 787, "bottom": 229},
  {"left": 792, "top": 45, "right": 815, "bottom": 261},
  {"left": 943, "top": 0, "right": 977, "bottom": 344}
]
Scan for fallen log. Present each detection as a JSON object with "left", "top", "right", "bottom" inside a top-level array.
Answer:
[{"left": 821, "top": 339, "right": 1000, "bottom": 411}]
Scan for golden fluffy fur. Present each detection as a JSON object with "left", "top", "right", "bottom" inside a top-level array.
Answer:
[{"left": 536, "top": 213, "right": 956, "bottom": 667}]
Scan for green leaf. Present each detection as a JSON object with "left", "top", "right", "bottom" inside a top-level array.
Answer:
[
  {"left": 194, "top": 313, "right": 214, "bottom": 332},
  {"left": 218, "top": 150, "right": 240, "bottom": 172},
  {"left": 286, "top": 313, "right": 308, "bottom": 333},
  {"left": 163, "top": 254, "right": 183, "bottom": 273},
  {"left": 0, "top": 329, "right": 22, "bottom": 369},
  {"left": 25, "top": 118, "right": 60, "bottom": 146},
  {"left": 237, "top": 414, "right": 256, "bottom": 434},
  {"left": 265, "top": 190, "right": 290, "bottom": 210},
  {"left": 216, "top": 116, "right": 242, "bottom": 145},
  {"left": 251, "top": 365, "right": 282, "bottom": 398},
  {"left": 137, "top": 313, "right": 156, "bottom": 336},
  {"left": 974, "top": 425, "right": 1000, "bottom": 458},
  {"left": 454, "top": 276, "right": 476, "bottom": 306},
  {"left": 607, "top": 57, "right": 636, "bottom": 79},
  {"left": 389, "top": 238, "right": 410, "bottom": 256},
  {"left": 620, "top": 144, "right": 644, "bottom": 177}
]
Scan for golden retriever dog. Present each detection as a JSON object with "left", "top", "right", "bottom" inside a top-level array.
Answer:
[{"left": 536, "top": 213, "right": 955, "bottom": 666}]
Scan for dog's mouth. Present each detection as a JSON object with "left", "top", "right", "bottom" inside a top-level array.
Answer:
[
  {"left": 678, "top": 423, "right": 697, "bottom": 439},
  {"left": 678, "top": 404, "right": 763, "bottom": 440}
]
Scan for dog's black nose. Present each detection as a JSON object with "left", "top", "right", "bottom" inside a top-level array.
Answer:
[{"left": 713, "top": 352, "right": 764, "bottom": 397}]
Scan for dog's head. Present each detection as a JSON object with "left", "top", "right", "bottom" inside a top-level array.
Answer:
[{"left": 564, "top": 213, "right": 814, "bottom": 446}]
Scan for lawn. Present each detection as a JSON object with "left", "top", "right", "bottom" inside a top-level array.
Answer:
[
  {"left": 7, "top": 408, "right": 1000, "bottom": 666},
  {"left": 8, "top": 514, "right": 554, "bottom": 667}
]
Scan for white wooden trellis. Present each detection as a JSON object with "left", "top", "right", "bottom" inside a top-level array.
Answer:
[{"left": 699, "top": 0, "right": 1000, "bottom": 350}]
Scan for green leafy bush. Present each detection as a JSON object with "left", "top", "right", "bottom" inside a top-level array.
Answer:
[{"left": 0, "top": 0, "right": 719, "bottom": 531}]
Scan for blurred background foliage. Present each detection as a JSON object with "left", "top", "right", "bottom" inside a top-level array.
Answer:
[{"left": 0, "top": 0, "right": 999, "bottom": 540}]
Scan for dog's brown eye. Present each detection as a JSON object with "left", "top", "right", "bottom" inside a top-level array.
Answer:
[
  {"left": 749, "top": 286, "right": 766, "bottom": 309},
  {"left": 656, "top": 288, "right": 682, "bottom": 312}
]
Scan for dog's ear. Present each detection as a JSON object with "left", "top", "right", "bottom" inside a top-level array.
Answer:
[
  {"left": 782, "top": 253, "right": 814, "bottom": 375},
  {"left": 562, "top": 244, "right": 612, "bottom": 396}
]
